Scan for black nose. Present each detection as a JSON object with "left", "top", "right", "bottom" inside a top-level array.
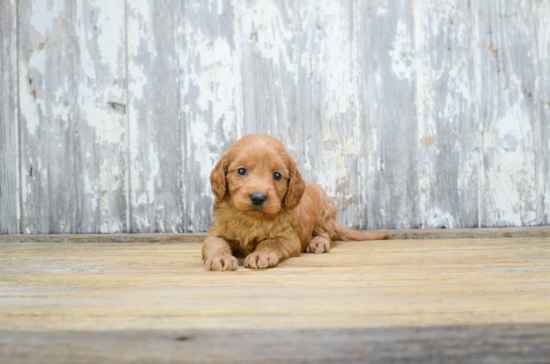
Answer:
[{"left": 250, "top": 192, "right": 267, "bottom": 206}]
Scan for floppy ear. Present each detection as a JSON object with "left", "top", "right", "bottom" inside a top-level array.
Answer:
[
  {"left": 283, "top": 160, "right": 306, "bottom": 210},
  {"left": 210, "top": 151, "right": 230, "bottom": 200}
]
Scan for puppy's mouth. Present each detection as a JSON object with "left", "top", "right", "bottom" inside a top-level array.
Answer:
[{"left": 244, "top": 205, "right": 271, "bottom": 217}]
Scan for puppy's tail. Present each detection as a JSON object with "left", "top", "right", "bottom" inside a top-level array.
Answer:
[{"left": 333, "top": 224, "right": 389, "bottom": 241}]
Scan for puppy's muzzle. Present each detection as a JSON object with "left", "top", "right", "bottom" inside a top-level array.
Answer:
[{"left": 250, "top": 192, "right": 267, "bottom": 206}]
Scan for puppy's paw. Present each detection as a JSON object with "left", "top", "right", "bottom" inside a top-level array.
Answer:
[
  {"left": 204, "top": 254, "right": 239, "bottom": 271},
  {"left": 244, "top": 251, "right": 280, "bottom": 269},
  {"left": 305, "top": 236, "right": 330, "bottom": 254}
]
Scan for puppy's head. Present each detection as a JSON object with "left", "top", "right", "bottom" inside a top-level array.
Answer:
[{"left": 210, "top": 135, "right": 305, "bottom": 218}]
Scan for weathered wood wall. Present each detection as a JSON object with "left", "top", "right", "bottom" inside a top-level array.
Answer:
[
  {"left": 1, "top": 0, "right": 19, "bottom": 234},
  {"left": 1, "top": 0, "right": 548, "bottom": 234}
]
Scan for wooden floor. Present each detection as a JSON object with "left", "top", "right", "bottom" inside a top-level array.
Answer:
[{"left": 1, "top": 237, "right": 550, "bottom": 363}]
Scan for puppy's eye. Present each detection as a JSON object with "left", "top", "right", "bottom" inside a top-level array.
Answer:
[
  {"left": 238, "top": 168, "right": 247, "bottom": 176},
  {"left": 273, "top": 172, "right": 282, "bottom": 181}
]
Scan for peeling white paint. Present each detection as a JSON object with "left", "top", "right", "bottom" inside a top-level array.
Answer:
[
  {"left": 243, "top": 0, "right": 293, "bottom": 67},
  {"left": 19, "top": 80, "right": 41, "bottom": 136},
  {"left": 127, "top": 0, "right": 150, "bottom": 20},
  {"left": 376, "top": 7, "right": 388, "bottom": 16},
  {"left": 427, "top": 208, "right": 455, "bottom": 229},
  {"left": 533, "top": 1, "right": 550, "bottom": 223},
  {"left": 20, "top": 49, "right": 46, "bottom": 136},
  {"left": 52, "top": 87, "right": 70, "bottom": 122},
  {"left": 191, "top": 35, "right": 237, "bottom": 129},
  {"left": 320, "top": 135, "right": 357, "bottom": 200},
  {"left": 147, "top": 141, "right": 159, "bottom": 204},
  {"left": 94, "top": 0, "right": 124, "bottom": 68},
  {"left": 12, "top": 0, "right": 548, "bottom": 233},
  {"left": 30, "top": 0, "right": 64, "bottom": 35},
  {"left": 391, "top": 20, "right": 414, "bottom": 81},
  {"left": 482, "top": 102, "right": 538, "bottom": 226},
  {"left": 87, "top": 107, "right": 124, "bottom": 144},
  {"left": 85, "top": 175, "right": 98, "bottom": 212},
  {"left": 190, "top": 122, "right": 212, "bottom": 180},
  {"left": 128, "top": 61, "right": 148, "bottom": 101}
]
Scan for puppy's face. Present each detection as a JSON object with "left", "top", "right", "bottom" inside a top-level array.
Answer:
[{"left": 210, "top": 135, "right": 305, "bottom": 218}]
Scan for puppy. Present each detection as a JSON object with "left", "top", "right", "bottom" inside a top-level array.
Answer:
[{"left": 202, "top": 134, "right": 388, "bottom": 271}]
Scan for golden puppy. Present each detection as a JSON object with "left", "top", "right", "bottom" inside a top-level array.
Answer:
[{"left": 202, "top": 134, "right": 388, "bottom": 271}]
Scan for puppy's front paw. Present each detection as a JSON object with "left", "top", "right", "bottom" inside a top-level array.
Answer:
[
  {"left": 305, "top": 236, "right": 330, "bottom": 254},
  {"left": 244, "top": 251, "right": 280, "bottom": 269},
  {"left": 204, "top": 254, "right": 239, "bottom": 271}
]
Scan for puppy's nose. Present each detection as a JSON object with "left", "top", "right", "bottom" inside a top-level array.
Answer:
[{"left": 250, "top": 192, "right": 267, "bottom": 206}]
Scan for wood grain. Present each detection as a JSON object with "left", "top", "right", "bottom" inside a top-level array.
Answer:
[
  {"left": 72, "top": 0, "right": 128, "bottom": 234},
  {"left": 2, "top": 0, "right": 549, "bottom": 233},
  {"left": 357, "top": 0, "right": 418, "bottom": 230},
  {"left": 533, "top": 0, "right": 550, "bottom": 225},
  {"left": 18, "top": 0, "right": 77, "bottom": 233},
  {"left": 0, "top": 0, "right": 19, "bottom": 234},
  {"left": 0, "top": 237, "right": 549, "bottom": 362},
  {"left": 2, "top": 325, "right": 550, "bottom": 363},
  {"left": 239, "top": 0, "right": 296, "bottom": 138},
  {"left": 1, "top": 237, "right": 549, "bottom": 331},
  {"left": 477, "top": 0, "right": 541, "bottom": 227},
  {"left": 127, "top": 0, "right": 185, "bottom": 233},
  {"left": 413, "top": 0, "right": 479, "bottom": 229},
  {"left": 18, "top": 0, "right": 128, "bottom": 233}
]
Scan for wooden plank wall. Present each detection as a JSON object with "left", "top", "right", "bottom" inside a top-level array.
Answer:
[
  {"left": 0, "top": 0, "right": 548, "bottom": 234},
  {"left": 17, "top": 0, "right": 128, "bottom": 234},
  {"left": 0, "top": 0, "right": 19, "bottom": 234}
]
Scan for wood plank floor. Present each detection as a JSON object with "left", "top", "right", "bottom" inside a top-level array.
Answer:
[{"left": 1, "top": 237, "right": 549, "bottom": 363}]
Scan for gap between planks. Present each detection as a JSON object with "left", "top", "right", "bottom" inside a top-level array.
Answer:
[{"left": 0, "top": 226, "right": 549, "bottom": 243}]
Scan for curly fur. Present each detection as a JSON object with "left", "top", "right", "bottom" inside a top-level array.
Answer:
[{"left": 202, "top": 135, "right": 388, "bottom": 271}]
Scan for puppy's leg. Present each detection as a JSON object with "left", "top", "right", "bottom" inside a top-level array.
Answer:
[
  {"left": 202, "top": 235, "right": 239, "bottom": 271},
  {"left": 244, "top": 236, "right": 301, "bottom": 269},
  {"left": 305, "top": 232, "right": 331, "bottom": 254}
]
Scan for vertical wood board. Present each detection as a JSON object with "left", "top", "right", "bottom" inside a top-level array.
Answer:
[
  {"left": 357, "top": 0, "right": 418, "bottom": 229},
  {"left": 19, "top": 0, "right": 80, "bottom": 233},
  {"left": 18, "top": 0, "right": 127, "bottom": 233},
  {"left": 413, "top": 0, "right": 478, "bottom": 228},
  {"left": 0, "top": 0, "right": 20, "bottom": 234},
  {"left": 477, "top": 0, "right": 540, "bottom": 227},
  {"left": 532, "top": 0, "right": 550, "bottom": 225},
  {"left": 127, "top": 0, "right": 185, "bottom": 232},
  {"left": 74, "top": 0, "right": 128, "bottom": 233}
]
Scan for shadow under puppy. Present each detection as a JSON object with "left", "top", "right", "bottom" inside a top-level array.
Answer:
[{"left": 203, "top": 135, "right": 388, "bottom": 271}]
